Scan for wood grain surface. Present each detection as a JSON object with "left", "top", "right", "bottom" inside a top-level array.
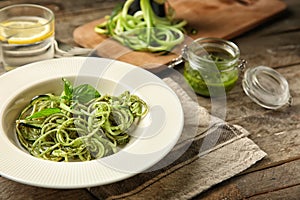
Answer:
[
  {"left": 0, "top": 0, "right": 300, "bottom": 199},
  {"left": 72, "top": 0, "right": 286, "bottom": 71}
]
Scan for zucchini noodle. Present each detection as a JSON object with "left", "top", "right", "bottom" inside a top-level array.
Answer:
[
  {"left": 15, "top": 79, "right": 148, "bottom": 162},
  {"left": 94, "top": 0, "right": 187, "bottom": 52}
]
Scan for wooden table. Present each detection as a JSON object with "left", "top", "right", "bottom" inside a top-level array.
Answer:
[{"left": 0, "top": 0, "right": 299, "bottom": 199}]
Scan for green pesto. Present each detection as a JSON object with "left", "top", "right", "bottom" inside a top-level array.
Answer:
[{"left": 183, "top": 55, "right": 239, "bottom": 97}]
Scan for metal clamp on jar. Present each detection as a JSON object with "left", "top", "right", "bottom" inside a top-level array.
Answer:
[{"left": 182, "top": 37, "right": 246, "bottom": 97}]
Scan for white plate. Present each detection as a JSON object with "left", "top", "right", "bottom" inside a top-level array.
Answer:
[{"left": 0, "top": 57, "right": 184, "bottom": 189}]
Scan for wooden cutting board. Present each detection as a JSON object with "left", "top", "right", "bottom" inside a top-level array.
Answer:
[{"left": 73, "top": 0, "right": 286, "bottom": 71}]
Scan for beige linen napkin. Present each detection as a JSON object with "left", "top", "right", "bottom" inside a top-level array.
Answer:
[{"left": 87, "top": 77, "right": 267, "bottom": 200}]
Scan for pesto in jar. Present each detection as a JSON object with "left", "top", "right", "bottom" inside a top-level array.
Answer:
[
  {"left": 183, "top": 38, "right": 242, "bottom": 97},
  {"left": 183, "top": 51, "right": 239, "bottom": 97}
]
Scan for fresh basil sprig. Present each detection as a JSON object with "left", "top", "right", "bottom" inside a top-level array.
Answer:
[{"left": 61, "top": 78, "right": 101, "bottom": 104}]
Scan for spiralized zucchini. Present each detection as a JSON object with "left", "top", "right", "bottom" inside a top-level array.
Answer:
[
  {"left": 15, "top": 79, "right": 148, "bottom": 162},
  {"left": 95, "top": 0, "right": 187, "bottom": 52}
]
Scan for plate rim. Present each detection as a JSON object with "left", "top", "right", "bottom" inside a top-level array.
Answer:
[{"left": 0, "top": 57, "right": 184, "bottom": 189}]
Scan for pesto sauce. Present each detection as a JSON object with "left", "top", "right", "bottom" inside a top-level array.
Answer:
[{"left": 183, "top": 54, "right": 239, "bottom": 97}]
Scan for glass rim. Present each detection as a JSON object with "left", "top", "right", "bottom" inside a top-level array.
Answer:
[
  {"left": 188, "top": 37, "right": 240, "bottom": 64},
  {"left": 0, "top": 4, "right": 54, "bottom": 28}
]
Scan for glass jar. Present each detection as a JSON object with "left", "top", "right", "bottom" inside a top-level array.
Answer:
[{"left": 183, "top": 38, "right": 245, "bottom": 97}]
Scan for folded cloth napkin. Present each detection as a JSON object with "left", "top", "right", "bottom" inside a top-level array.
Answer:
[{"left": 88, "top": 76, "right": 267, "bottom": 200}]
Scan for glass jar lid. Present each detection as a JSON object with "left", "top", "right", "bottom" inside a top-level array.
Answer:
[{"left": 242, "top": 66, "right": 291, "bottom": 109}]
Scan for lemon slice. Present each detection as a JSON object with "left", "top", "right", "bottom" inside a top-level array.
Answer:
[{"left": 0, "top": 17, "right": 54, "bottom": 44}]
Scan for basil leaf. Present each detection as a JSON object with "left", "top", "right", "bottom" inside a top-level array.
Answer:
[
  {"left": 62, "top": 78, "right": 73, "bottom": 101},
  {"left": 26, "top": 108, "right": 61, "bottom": 119},
  {"left": 73, "top": 84, "right": 101, "bottom": 103}
]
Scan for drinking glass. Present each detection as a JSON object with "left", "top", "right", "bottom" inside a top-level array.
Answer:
[{"left": 0, "top": 4, "right": 55, "bottom": 71}]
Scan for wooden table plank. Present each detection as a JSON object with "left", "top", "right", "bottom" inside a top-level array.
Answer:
[
  {"left": 247, "top": 185, "right": 300, "bottom": 200},
  {"left": 0, "top": 177, "right": 96, "bottom": 200},
  {"left": 195, "top": 159, "right": 300, "bottom": 199},
  {"left": 228, "top": 65, "right": 300, "bottom": 162},
  {"left": 0, "top": 0, "right": 300, "bottom": 199}
]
